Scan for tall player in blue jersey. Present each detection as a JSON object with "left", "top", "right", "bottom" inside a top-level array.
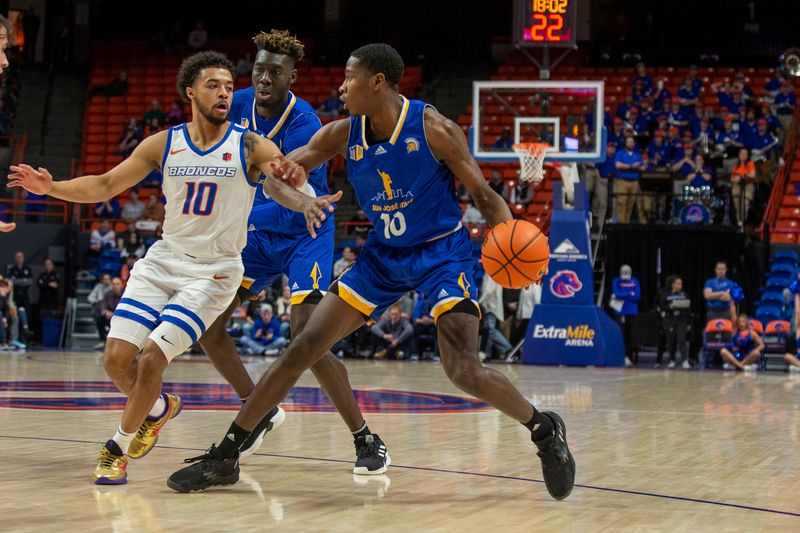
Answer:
[
  {"left": 196, "top": 30, "right": 388, "bottom": 473},
  {"left": 169, "top": 44, "right": 575, "bottom": 500}
]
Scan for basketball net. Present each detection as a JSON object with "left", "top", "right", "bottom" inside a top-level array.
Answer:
[{"left": 512, "top": 142, "right": 551, "bottom": 184}]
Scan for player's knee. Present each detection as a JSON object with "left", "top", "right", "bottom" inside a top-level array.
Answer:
[
  {"left": 103, "top": 338, "right": 137, "bottom": 375},
  {"left": 445, "top": 359, "right": 481, "bottom": 394},
  {"left": 139, "top": 343, "right": 169, "bottom": 376},
  {"left": 784, "top": 353, "right": 795, "bottom": 363}
]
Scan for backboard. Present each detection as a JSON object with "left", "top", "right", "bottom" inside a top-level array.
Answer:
[{"left": 470, "top": 80, "right": 606, "bottom": 164}]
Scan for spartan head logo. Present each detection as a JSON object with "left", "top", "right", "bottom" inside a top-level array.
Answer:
[{"left": 549, "top": 270, "right": 583, "bottom": 298}]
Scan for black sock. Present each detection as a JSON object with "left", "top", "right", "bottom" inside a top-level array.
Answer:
[
  {"left": 523, "top": 408, "right": 554, "bottom": 442},
  {"left": 217, "top": 422, "right": 250, "bottom": 458},
  {"left": 351, "top": 421, "right": 371, "bottom": 439}
]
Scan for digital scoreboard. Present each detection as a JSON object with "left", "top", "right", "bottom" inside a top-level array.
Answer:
[{"left": 513, "top": 0, "right": 578, "bottom": 47}]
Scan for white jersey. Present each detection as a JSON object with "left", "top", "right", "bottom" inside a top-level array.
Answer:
[{"left": 160, "top": 122, "right": 257, "bottom": 261}]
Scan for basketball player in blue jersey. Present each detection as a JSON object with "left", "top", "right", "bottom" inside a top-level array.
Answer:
[
  {"left": 169, "top": 44, "right": 575, "bottom": 500},
  {"left": 197, "top": 30, "right": 389, "bottom": 473},
  {"left": 8, "top": 51, "right": 340, "bottom": 485}
]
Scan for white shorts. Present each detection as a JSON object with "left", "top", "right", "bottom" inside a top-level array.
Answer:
[{"left": 107, "top": 240, "right": 243, "bottom": 361}]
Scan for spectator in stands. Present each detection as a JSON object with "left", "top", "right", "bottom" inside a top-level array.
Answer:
[
  {"left": 715, "top": 115, "right": 744, "bottom": 159},
  {"left": 759, "top": 102, "right": 783, "bottom": 139},
  {"left": 37, "top": 258, "right": 60, "bottom": 315},
  {"left": 165, "top": 99, "right": 186, "bottom": 126},
  {"left": 647, "top": 130, "right": 670, "bottom": 169},
  {"left": 633, "top": 62, "right": 653, "bottom": 94},
  {"left": 479, "top": 274, "right": 512, "bottom": 361},
  {"left": 187, "top": 21, "right": 208, "bottom": 51},
  {"left": 624, "top": 107, "right": 647, "bottom": 138},
  {"left": 412, "top": 296, "right": 437, "bottom": 361},
  {"left": 591, "top": 141, "right": 616, "bottom": 221},
  {"left": 461, "top": 198, "right": 485, "bottom": 224},
  {"left": 686, "top": 65, "right": 702, "bottom": 92},
  {"left": 239, "top": 303, "right": 287, "bottom": 355},
  {"left": 235, "top": 53, "right": 253, "bottom": 78},
  {"left": 275, "top": 285, "right": 292, "bottom": 339},
  {"left": 671, "top": 143, "right": 695, "bottom": 194},
  {"left": 317, "top": 88, "right": 342, "bottom": 117},
  {"left": 763, "top": 68, "right": 784, "bottom": 103},
  {"left": 89, "top": 71, "right": 129, "bottom": 98},
  {"left": 119, "top": 232, "right": 145, "bottom": 259},
  {"left": 371, "top": 304, "right": 413, "bottom": 360},
  {"left": 88, "top": 272, "right": 111, "bottom": 329},
  {"left": 678, "top": 76, "right": 699, "bottom": 115},
  {"left": 333, "top": 246, "right": 356, "bottom": 279},
  {"left": 773, "top": 81, "right": 796, "bottom": 141},
  {"left": 607, "top": 117, "right": 624, "bottom": 148},
  {"left": 456, "top": 182, "right": 471, "bottom": 203},
  {"left": 739, "top": 108, "right": 758, "bottom": 145},
  {"left": 688, "top": 154, "right": 712, "bottom": 188},
  {"left": 666, "top": 98, "right": 689, "bottom": 131},
  {"left": 508, "top": 180, "right": 533, "bottom": 211},
  {"left": 749, "top": 118, "right": 779, "bottom": 184},
  {"left": 720, "top": 313, "right": 764, "bottom": 371},
  {"left": 730, "top": 148, "right": 755, "bottom": 226},
  {"left": 615, "top": 94, "right": 634, "bottom": 119},
  {"left": 703, "top": 261, "right": 735, "bottom": 321},
  {"left": 631, "top": 78, "right": 649, "bottom": 104},
  {"left": 115, "top": 221, "right": 138, "bottom": 248},
  {"left": 652, "top": 79, "right": 671, "bottom": 111},
  {"left": 610, "top": 264, "right": 640, "bottom": 367},
  {"left": 120, "top": 254, "right": 138, "bottom": 284},
  {"left": 348, "top": 208, "right": 371, "bottom": 240},
  {"left": 93, "top": 196, "right": 120, "bottom": 219},
  {"left": 95, "top": 276, "right": 123, "bottom": 350},
  {"left": 143, "top": 98, "right": 165, "bottom": 130},
  {"left": 116, "top": 118, "right": 143, "bottom": 158},
  {"left": 121, "top": 190, "right": 145, "bottom": 222},
  {"left": 660, "top": 275, "right": 691, "bottom": 369},
  {"left": 142, "top": 193, "right": 165, "bottom": 224},
  {"left": 90, "top": 219, "right": 116, "bottom": 253},
  {"left": 493, "top": 128, "right": 513, "bottom": 151},
  {"left": 488, "top": 170, "right": 508, "bottom": 199},
  {"left": 613, "top": 136, "right": 644, "bottom": 224}
]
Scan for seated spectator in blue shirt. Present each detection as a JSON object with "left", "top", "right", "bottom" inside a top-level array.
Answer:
[
  {"left": 633, "top": 62, "right": 653, "bottom": 94},
  {"left": 747, "top": 118, "right": 779, "bottom": 157},
  {"left": 316, "top": 88, "right": 342, "bottom": 117},
  {"left": 763, "top": 68, "right": 784, "bottom": 102},
  {"left": 671, "top": 144, "right": 696, "bottom": 178},
  {"left": 758, "top": 103, "right": 783, "bottom": 133},
  {"left": 624, "top": 107, "right": 648, "bottom": 137},
  {"left": 238, "top": 303, "right": 287, "bottom": 355},
  {"left": 666, "top": 126, "right": 682, "bottom": 154},
  {"left": 678, "top": 77, "right": 699, "bottom": 115},
  {"left": 493, "top": 128, "right": 513, "bottom": 151},
  {"left": 739, "top": 109, "right": 758, "bottom": 145},
  {"left": 666, "top": 99, "right": 689, "bottom": 131},
  {"left": 615, "top": 94, "right": 634, "bottom": 119},
  {"left": 687, "top": 65, "right": 703, "bottom": 92},
  {"left": 687, "top": 154, "right": 713, "bottom": 188},
  {"left": 703, "top": 261, "right": 736, "bottom": 320},
  {"left": 94, "top": 198, "right": 121, "bottom": 219},
  {"left": 733, "top": 73, "right": 755, "bottom": 102},
  {"left": 652, "top": 79, "right": 671, "bottom": 111},
  {"left": 715, "top": 116, "right": 744, "bottom": 158},
  {"left": 773, "top": 82, "right": 796, "bottom": 116},
  {"left": 613, "top": 136, "right": 644, "bottom": 224},
  {"left": 631, "top": 79, "right": 650, "bottom": 104},
  {"left": 608, "top": 118, "right": 625, "bottom": 148},
  {"left": 647, "top": 130, "right": 671, "bottom": 168}
]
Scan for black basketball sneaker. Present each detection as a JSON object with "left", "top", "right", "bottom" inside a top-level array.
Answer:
[
  {"left": 167, "top": 445, "right": 240, "bottom": 493},
  {"left": 239, "top": 406, "right": 286, "bottom": 460},
  {"left": 353, "top": 433, "right": 390, "bottom": 475},
  {"left": 532, "top": 411, "right": 575, "bottom": 500}
]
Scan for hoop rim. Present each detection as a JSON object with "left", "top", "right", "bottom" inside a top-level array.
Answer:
[{"left": 512, "top": 142, "right": 552, "bottom": 154}]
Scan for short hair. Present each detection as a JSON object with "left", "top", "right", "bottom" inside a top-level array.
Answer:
[
  {"left": 253, "top": 29, "right": 304, "bottom": 62},
  {"left": 389, "top": 304, "right": 401, "bottom": 312},
  {"left": 716, "top": 261, "right": 727, "bottom": 268},
  {"left": 260, "top": 303, "right": 273, "bottom": 314},
  {"left": 0, "top": 15, "right": 15, "bottom": 46},
  {"left": 176, "top": 51, "right": 235, "bottom": 103},
  {"left": 350, "top": 43, "right": 404, "bottom": 86}
]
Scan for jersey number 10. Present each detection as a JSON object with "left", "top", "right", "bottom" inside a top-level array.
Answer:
[
  {"left": 182, "top": 182, "right": 218, "bottom": 216},
  {"left": 380, "top": 212, "right": 407, "bottom": 240}
]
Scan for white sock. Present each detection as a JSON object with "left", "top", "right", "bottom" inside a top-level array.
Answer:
[
  {"left": 147, "top": 394, "right": 167, "bottom": 419},
  {"left": 112, "top": 427, "right": 134, "bottom": 455}
]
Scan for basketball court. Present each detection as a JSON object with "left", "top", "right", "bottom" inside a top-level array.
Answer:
[{"left": 1, "top": 351, "right": 799, "bottom": 531}]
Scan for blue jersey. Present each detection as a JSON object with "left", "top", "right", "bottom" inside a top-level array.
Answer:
[
  {"left": 229, "top": 88, "right": 330, "bottom": 235},
  {"left": 345, "top": 97, "right": 462, "bottom": 248},
  {"left": 728, "top": 330, "right": 756, "bottom": 356}
]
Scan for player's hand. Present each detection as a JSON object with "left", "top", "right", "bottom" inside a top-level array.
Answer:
[
  {"left": 302, "top": 190, "right": 343, "bottom": 238},
  {"left": 256, "top": 290, "right": 267, "bottom": 302},
  {"left": 0, "top": 221, "right": 15, "bottom": 232},
  {"left": 270, "top": 155, "right": 307, "bottom": 189},
  {"left": 7, "top": 164, "right": 55, "bottom": 195}
]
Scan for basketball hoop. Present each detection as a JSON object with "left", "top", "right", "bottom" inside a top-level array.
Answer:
[{"left": 512, "top": 142, "right": 551, "bottom": 183}]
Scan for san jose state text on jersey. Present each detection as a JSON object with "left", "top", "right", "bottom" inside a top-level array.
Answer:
[{"left": 346, "top": 97, "right": 462, "bottom": 247}]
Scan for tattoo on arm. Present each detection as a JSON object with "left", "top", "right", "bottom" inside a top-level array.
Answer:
[{"left": 244, "top": 132, "right": 259, "bottom": 158}]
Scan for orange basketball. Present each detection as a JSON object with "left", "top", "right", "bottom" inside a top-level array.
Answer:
[{"left": 481, "top": 220, "right": 549, "bottom": 289}]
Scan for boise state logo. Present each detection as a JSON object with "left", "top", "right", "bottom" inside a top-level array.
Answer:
[
  {"left": 714, "top": 320, "right": 726, "bottom": 329},
  {"left": 550, "top": 270, "right": 583, "bottom": 298},
  {"left": 774, "top": 322, "right": 786, "bottom": 332}
]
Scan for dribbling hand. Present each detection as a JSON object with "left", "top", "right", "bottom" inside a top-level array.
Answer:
[
  {"left": 303, "top": 190, "right": 343, "bottom": 238},
  {"left": 7, "top": 164, "right": 55, "bottom": 195}
]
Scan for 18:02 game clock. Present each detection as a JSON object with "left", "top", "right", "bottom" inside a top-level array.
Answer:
[{"left": 513, "top": 0, "right": 578, "bottom": 47}]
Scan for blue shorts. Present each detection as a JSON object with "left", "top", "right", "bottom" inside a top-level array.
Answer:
[
  {"left": 336, "top": 228, "right": 479, "bottom": 322},
  {"left": 241, "top": 225, "right": 333, "bottom": 305}
]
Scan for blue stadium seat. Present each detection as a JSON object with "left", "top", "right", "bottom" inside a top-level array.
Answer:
[
  {"left": 765, "top": 276, "right": 791, "bottom": 290},
  {"left": 774, "top": 249, "right": 799, "bottom": 263},
  {"left": 770, "top": 263, "right": 796, "bottom": 278},
  {"left": 759, "top": 290, "right": 786, "bottom": 308},
  {"left": 755, "top": 305, "right": 782, "bottom": 324}
]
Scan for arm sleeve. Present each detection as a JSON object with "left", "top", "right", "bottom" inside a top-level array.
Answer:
[
  {"left": 370, "top": 321, "right": 387, "bottom": 337},
  {"left": 631, "top": 280, "right": 641, "bottom": 302},
  {"left": 396, "top": 320, "right": 414, "bottom": 345},
  {"left": 611, "top": 278, "right": 624, "bottom": 298}
]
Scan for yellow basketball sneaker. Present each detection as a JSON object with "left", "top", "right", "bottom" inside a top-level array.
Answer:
[
  {"left": 128, "top": 393, "right": 182, "bottom": 459},
  {"left": 94, "top": 440, "right": 128, "bottom": 485}
]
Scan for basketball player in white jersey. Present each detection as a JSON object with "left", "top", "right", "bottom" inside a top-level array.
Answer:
[{"left": 7, "top": 51, "right": 340, "bottom": 485}]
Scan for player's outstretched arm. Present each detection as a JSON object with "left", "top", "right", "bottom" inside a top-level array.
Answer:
[
  {"left": 7, "top": 131, "right": 167, "bottom": 203},
  {"left": 0, "top": 221, "right": 15, "bottom": 232},
  {"left": 285, "top": 118, "right": 350, "bottom": 172},
  {"left": 424, "top": 107, "right": 512, "bottom": 227},
  {"left": 243, "top": 131, "right": 342, "bottom": 238}
]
